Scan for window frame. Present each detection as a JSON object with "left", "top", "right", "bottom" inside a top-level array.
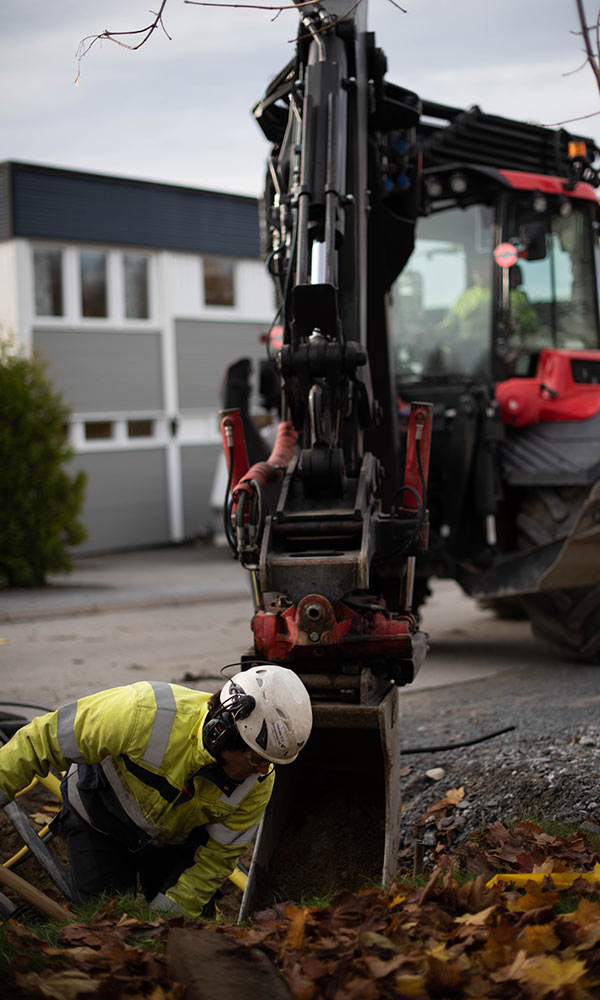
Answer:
[{"left": 30, "top": 244, "right": 155, "bottom": 327}]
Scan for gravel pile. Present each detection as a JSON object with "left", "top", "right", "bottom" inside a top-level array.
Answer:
[{"left": 395, "top": 659, "right": 600, "bottom": 864}]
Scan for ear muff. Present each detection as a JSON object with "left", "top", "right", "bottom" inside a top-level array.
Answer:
[{"left": 203, "top": 693, "right": 256, "bottom": 757}]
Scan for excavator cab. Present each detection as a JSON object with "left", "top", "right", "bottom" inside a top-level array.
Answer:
[{"left": 389, "top": 106, "right": 600, "bottom": 657}]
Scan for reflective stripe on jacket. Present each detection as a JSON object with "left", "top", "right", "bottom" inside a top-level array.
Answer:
[{"left": 0, "top": 681, "right": 274, "bottom": 915}]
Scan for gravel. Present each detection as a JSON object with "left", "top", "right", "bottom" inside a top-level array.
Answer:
[{"left": 395, "top": 657, "right": 600, "bottom": 863}]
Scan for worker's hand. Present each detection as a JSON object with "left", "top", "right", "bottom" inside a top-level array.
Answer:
[{"left": 149, "top": 892, "right": 186, "bottom": 916}]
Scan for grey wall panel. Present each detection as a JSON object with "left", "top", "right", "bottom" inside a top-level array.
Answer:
[
  {"left": 181, "top": 444, "right": 221, "bottom": 538},
  {"left": 9, "top": 163, "right": 259, "bottom": 257},
  {"left": 33, "top": 329, "right": 163, "bottom": 412},
  {"left": 70, "top": 450, "right": 169, "bottom": 552},
  {"left": 176, "top": 320, "right": 267, "bottom": 411}
]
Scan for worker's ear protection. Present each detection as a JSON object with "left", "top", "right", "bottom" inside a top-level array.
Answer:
[{"left": 203, "top": 682, "right": 256, "bottom": 757}]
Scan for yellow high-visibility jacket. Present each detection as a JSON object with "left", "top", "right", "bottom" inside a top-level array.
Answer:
[{"left": 0, "top": 681, "right": 274, "bottom": 916}]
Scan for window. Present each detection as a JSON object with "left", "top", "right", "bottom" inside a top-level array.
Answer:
[
  {"left": 84, "top": 420, "right": 113, "bottom": 440},
  {"left": 127, "top": 419, "right": 154, "bottom": 438},
  {"left": 124, "top": 254, "right": 149, "bottom": 319},
  {"left": 33, "top": 249, "right": 63, "bottom": 316},
  {"left": 80, "top": 251, "right": 108, "bottom": 317},
  {"left": 203, "top": 256, "right": 235, "bottom": 306},
  {"left": 507, "top": 199, "right": 599, "bottom": 355},
  {"left": 389, "top": 204, "right": 495, "bottom": 380}
]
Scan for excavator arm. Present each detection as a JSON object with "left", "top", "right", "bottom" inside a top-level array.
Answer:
[{"left": 219, "top": 0, "right": 433, "bottom": 913}]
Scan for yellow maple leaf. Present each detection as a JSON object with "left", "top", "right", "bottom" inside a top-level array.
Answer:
[
  {"left": 517, "top": 923, "right": 560, "bottom": 954},
  {"left": 523, "top": 954, "right": 587, "bottom": 991},
  {"left": 445, "top": 786, "right": 465, "bottom": 805},
  {"left": 571, "top": 897, "right": 600, "bottom": 928},
  {"left": 507, "top": 880, "right": 559, "bottom": 912}
]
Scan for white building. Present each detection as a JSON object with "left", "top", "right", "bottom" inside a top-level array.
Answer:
[{"left": 0, "top": 161, "right": 275, "bottom": 552}]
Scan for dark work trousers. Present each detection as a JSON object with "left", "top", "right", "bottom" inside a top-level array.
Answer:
[{"left": 60, "top": 808, "right": 199, "bottom": 904}]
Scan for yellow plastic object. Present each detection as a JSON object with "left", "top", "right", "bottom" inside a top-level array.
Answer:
[
  {"left": 3, "top": 824, "right": 53, "bottom": 869},
  {"left": 15, "top": 772, "right": 63, "bottom": 800},
  {"left": 228, "top": 866, "right": 248, "bottom": 892},
  {"left": 487, "top": 863, "right": 600, "bottom": 889}
]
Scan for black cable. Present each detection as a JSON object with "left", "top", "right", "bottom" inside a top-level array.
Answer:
[
  {"left": 372, "top": 483, "right": 424, "bottom": 565},
  {"left": 400, "top": 724, "right": 516, "bottom": 755},
  {"left": 0, "top": 701, "right": 54, "bottom": 714}
]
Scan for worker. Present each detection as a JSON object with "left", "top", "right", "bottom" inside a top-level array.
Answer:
[{"left": 0, "top": 664, "right": 312, "bottom": 917}]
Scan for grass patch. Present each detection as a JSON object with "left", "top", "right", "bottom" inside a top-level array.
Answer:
[
  {"left": 0, "top": 890, "right": 167, "bottom": 976},
  {"left": 522, "top": 816, "right": 600, "bottom": 850}
]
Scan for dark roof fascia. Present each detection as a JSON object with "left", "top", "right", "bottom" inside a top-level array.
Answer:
[
  {"left": 0, "top": 161, "right": 261, "bottom": 258},
  {"left": 1, "top": 160, "right": 258, "bottom": 207}
]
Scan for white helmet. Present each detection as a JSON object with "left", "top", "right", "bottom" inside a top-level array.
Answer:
[{"left": 220, "top": 665, "right": 312, "bottom": 765}]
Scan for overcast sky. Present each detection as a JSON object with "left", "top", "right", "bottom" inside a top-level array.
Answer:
[{"left": 0, "top": 0, "right": 598, "bottom": 197}]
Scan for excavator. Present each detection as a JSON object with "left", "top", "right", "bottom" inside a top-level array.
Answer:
[
  {"left": 219, "top": 0, "right": 600, "bottom": 915},
  {"left": 3, "top": 0, "right": 598, "bottom": 922}
]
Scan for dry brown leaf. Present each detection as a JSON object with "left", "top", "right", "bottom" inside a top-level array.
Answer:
[
  {"left": 15, "top": 969, "right": 101, "bottom": 998},
  {"left": 426, "top": 954, "right": 464, "bottom": 992},
  {"left": 363, "top": 952, "right": 406, "bottom": 979},
  {"left": 445, "top": 786, "right": 465, "bottom": 805},
  {"left": 284, "top": 905, "right": 309, "bottom": 950},
  {"left": 454, "top": 904, "right": 497, "bottom": 926}
]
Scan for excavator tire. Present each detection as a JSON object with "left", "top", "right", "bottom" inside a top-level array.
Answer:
[
  {"left": 516, "top": 484, "right": 600, "bottom": 662},
  {"left": 477, "top": 596, "right": 529, "bottom": 620},
  {"left": 523, "top": 586, "right": 600, "bottom": 663}
]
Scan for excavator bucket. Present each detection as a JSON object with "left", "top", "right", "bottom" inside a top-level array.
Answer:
[{"left": 239, "top": 682, "right": 404, "bottom": 920}]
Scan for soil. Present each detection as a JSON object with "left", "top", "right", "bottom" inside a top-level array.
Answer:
[{"left": 0, "top": 781, "right": 70, "bottom": 913}]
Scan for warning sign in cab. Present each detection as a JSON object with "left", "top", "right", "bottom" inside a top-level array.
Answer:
[{"left": 493, "top": 242, "right": 518, "bottom": 268}]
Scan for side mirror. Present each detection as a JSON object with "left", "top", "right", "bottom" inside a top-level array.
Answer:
[{"left": 519, "top": 222, "right": 547, "bottom": 261}]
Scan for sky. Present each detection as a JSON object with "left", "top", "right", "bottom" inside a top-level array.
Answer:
[{"left": 0, "top": 0, "right": 598, "bottom": 198}]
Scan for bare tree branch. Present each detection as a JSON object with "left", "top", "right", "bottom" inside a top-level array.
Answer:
[
  {"left": 542, "top": 109, "right": 600, "bottom": 127},
  {"left": 75, "top": 0, "right": 407, "bottom": 82},
  {"left": 75, "top": 0, "right": 171, "bottom": 85},
  {"left": 575, "top": 0, "right": 600, "bottom": 93}
]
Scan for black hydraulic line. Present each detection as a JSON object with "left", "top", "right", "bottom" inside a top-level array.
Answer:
[
  {"left": 0, "top": 701, "right": 54, "bottom": 714},
  {"left": 400, "top": 723, "right": 516, "bottom": 755}
]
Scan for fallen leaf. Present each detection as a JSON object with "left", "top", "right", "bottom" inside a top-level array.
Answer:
[
  {"left": 359, "top": 930, "right": 400, "bottom": 953},
  {"left": 454, "top": 905, "right": 496, "bottom": 926},
  {"left": 506, "top": 880, "right": 559, "bottom": 912},
  {"left": 517, "top": 923, "right": 560, "bottom": 954},
  {"left": 363, "top": 953, "right": 406, "bottom": 979},
  {"left": 445, "top": 786, "right": 465, "bottom": 805},
  {"left": 15, "top": 969, "right": 101, "bottom": 999},
  {"left": 285, "top": 906, "right": 309, "bottom": 950}
]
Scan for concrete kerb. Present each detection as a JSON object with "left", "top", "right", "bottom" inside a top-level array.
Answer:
[{"left": 0, "top": 543, "right": 253, "bottom": 623}]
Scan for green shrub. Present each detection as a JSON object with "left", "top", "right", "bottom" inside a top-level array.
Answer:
[{"left": 0, "top": 342, "right": 87, "bottom": 586}]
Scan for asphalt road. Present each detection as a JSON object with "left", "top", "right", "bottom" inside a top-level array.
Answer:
[{"left": 0, "top": 543, "right": 553, "bottom": 716}]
